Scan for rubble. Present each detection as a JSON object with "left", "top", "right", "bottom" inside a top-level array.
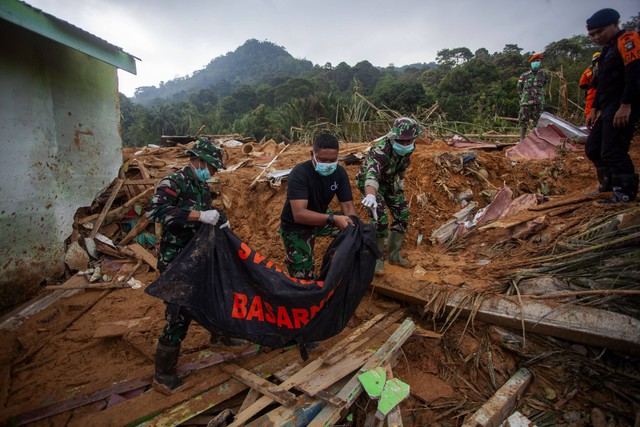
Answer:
[{"left": 0, "top": 133, "right": 639, "bottom": 426}]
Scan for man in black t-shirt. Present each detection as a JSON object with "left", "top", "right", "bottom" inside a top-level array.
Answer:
[{"left": 279, "top": 133, "right": 357, "bottom": 280}]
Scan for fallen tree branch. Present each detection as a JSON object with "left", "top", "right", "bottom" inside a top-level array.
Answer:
[{"left": 527, "top": 289, "right": 640, "bottom": 300}]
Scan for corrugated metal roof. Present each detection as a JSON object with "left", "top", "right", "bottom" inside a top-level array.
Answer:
[{"left": 0, "top": 0, "right": 138, "bottom": 74}]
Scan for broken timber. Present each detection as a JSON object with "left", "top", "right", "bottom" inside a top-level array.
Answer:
[
  {"left": 147, "top": 311, "right": 406, "bottom": 426},
  {"left": 227, "top": 312, "right": 397, "bottom": 426},
  {"left": 306, "top": 318, "right": 415, "bottom": 427},
  {"left": 462, "top": 368, "right": 532, "bottom": 427},
  {"left": 374, "top": 280, "right": 640, "bottom": 356}
]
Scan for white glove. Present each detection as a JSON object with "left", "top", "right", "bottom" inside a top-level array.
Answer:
[
  {"left": 362, "top": 194, "right": 377, "bottom": 208},
  {"left": 362, "top": 194, "right": 378, "bottom": 220},
  {"left": 398, "top": 179, "right": 405, "bottom": 190},
  {"left": 219, "top": 220, "right": 231, "bottom": 229},
  {"left": 198, "top": 209, "right": 220, "bottom": 226}
]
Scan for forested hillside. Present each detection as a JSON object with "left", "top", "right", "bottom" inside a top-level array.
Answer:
[{"left": 120, "top": 15, "right": 639, "bottom": 147}]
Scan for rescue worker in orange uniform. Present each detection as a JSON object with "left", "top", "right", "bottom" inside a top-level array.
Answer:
[
  {"left": 579, "top": 52, "right": 601, "bottom": 119},
  {"left": 585, "top": 8, "right": 640, "bottom": 202}
]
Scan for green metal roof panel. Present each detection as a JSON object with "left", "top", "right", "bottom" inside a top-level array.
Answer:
[{"left": 0, "top": 0, "right": 138, "bottom": 74}]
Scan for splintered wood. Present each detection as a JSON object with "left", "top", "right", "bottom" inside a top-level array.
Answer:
[{"left": 7, "top": 312, "right": 415, "bottom": 426}]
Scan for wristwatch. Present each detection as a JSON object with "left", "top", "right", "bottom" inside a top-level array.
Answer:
[{"left": 327, "top": 213, "right": 335, "bottom": 226}]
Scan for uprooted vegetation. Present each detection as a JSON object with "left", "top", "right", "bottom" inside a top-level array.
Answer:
[{"left": 0, "top": 130, "right": 639, "bottom": 426}]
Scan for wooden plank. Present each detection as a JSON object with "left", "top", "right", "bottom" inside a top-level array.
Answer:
[
  {"left": 462, "top": 368, "right": 532, "bottom": 427},
  {"left": 142, "top": 349, "right": 301, "bottom": 427},
  {"left": 373, "top": 281, "right": 640, "bottom": 356},
  {"left": 296, "top": 350, "right": 371, "bottom": 396},
  {"left": 78, "top": 187, "right": 153, "bottom": 225},
  {"left": 93, "top": 317, "right": 151, "bottom": 338},
  {"left": 124, "top": 242, "right": 157, "bottom": 270},
  {"left": 11, "top": 348, "right": 258, "bottom": 426},
  {"left": 383, "top": 364, "right": 404, "bottom": 427},
  {"left": 0, "top": 277, "right": 84, "bottom": 330},
  {"left": 222, "top": 363, "right": 296, "bottom": 407},
  {"left": 89, "top": 178, "right": 124, "bottom": 239},
  {"left": 246, "top": 318, "right": 412, "bottom": 427},
  {"left": 123, "top": 178, "right": 158, "bottom": 185},
  {"left": 228, "top": 312, "right": 397, "bottom": 427},
  {"left": 245, "top": 367, "right": 352, "bottom": 427},
  {"left": 118, "top": 216, "right": 149, "bottom": 246},
  {"left": 499, "top": 411, "right": 537, "bottom": 427},
  {"left": 306, "top": 318, "right": 416, "bottom": 427},
  {"left": 238, "top": 389, "right": 262, "bottom": 413}
]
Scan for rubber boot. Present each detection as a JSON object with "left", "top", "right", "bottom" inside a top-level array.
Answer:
[
  {"left": 611, "top": 173, "right": 639, "bottom": 202},
  {"left": 153, "top": 343, "right": 184, "bottom": 394},
  {"left": 374, "top": 237, "right": 386, "bottom": 275},
  {"left": 519, "top": 126, "right": 527, "bottom": 141},
  {"left": 588, "top": 167, "right": 612, "bottom": 195},
  {"left": 387, "top": 231, "right": 413, "bottom": 268}
]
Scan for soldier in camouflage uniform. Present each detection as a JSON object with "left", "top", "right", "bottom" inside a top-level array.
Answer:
[
  {"left": 279, "top": 133, "right": 357, "bottom": 280},
  {"left": 356, "top": 117, "right": 422, "bottom": 274},
  {"left": 146, "top": 137, "right": 242, "bottom": 394},
  {"left": 517, "top": 53, "right": 549, "bottom": 140}
]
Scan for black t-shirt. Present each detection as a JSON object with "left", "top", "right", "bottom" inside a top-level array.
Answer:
[{"left": 280, "top": 160, "right": 353, "bottom": 231}]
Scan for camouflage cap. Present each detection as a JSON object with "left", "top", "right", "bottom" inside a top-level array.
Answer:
[
  {"left": 187, "top": 137, "right": 226, "bottom": 170},
  {"left": 388, "top": 117, "right": 422, "bottom": 140}
]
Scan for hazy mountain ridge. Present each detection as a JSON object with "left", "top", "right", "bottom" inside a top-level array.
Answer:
[
  {"left": 133, "top": 39, "right": 314, "bottom": 105},
  {"left": 131, "top": 39, "right": 435, "bottom": 106}
]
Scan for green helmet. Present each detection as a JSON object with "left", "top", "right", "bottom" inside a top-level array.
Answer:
[
  {"left": 187, "top": 137, "right": 226, "bottom": 170},
  {"left": 388, "top": 117, "right": 422, "bottom": 140}
]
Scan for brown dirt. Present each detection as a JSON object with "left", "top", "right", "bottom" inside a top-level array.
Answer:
[{"left": 0, "top": 134, "right": 639, "bottom": 426}]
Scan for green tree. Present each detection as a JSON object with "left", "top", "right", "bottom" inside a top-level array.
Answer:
[
  {"left": 150, "top": 103, "right": 177, "bottom": 136},
  {"left": 352, "top": 60, "right": 380, "bottom": 94},
  {"left": 332, "top": 62, "right": 354, "bottom": 92}
]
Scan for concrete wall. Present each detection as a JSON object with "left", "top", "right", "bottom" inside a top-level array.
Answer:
[{"left": 0, "top": 22, "right": 122, "bottom": 311}]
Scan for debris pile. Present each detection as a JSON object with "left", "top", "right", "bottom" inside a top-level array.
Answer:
[{"left": 0, "top": 131, "right": 639, "bottom": 426}]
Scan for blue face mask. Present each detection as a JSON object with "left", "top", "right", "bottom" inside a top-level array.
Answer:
[
  {"left": 192, "top": 160, "right": 211, "bottom": 181},
  {"left": 531, "top": 60, "right": 541, "bottom": 70},
  {"left": 392, "top": 141, "right": 415, "bottom": 156},
  {"left": 313, "top": 154, "right": 338, "bottom": 176}
]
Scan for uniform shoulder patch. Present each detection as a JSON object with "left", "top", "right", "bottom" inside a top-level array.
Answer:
[{"left": 618, "top": 31, "right": 640, "bottom": 66}]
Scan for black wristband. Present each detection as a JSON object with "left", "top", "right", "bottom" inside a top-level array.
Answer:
[{"left": 327, "top": 213, "right": 335, "bottom": 226}]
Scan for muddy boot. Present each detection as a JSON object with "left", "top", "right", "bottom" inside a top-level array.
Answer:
[
  {"left": 374, "top": 237, "right": 386, "bottom": 275},
  {"left": 210, "top": 334, "right": 249, "bottom": 347},
  {"left": 153, "top": 343, "right": 184, "bottom": 394},
  {"left": 610, "top": 173, "right": 639, "bottom": 203},
  {"left": 387, "top": 231, "right": 413, "bottom": 268},
  {"left": 519, "top": 126, "right": 527, "bottom": 141},
  {"left": 588, "top": 167, "right": 612, "bottom": 195}
]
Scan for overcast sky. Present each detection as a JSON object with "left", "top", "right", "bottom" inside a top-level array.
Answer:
[{"left": 25, "top": 0, "right": 639, "bottom": 97}]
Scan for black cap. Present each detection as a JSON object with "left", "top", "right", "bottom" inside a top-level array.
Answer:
[{"left": 586, "top": 8, "right": 620, "bottom": 30}]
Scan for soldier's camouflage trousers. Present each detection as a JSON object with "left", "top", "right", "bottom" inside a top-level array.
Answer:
[
  {"left": 518, "top": 102, "right": 543, "bottom": 128},
  {"left": 159, "top": 302, "right": 192, "bottom": 347},
  {"left": 279, "top": 221, "right": 338, "bottom": 281},
  {"left": 360, "top": 185, "right": 409, "bottom": 238}
]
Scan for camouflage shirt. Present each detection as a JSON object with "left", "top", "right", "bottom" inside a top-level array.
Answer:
[
  {"left": 517, "top": 70, "right": 548, "bottom": 106},
  {"left": 355, "top": 137, "right": 411, "bottom": 191},
  {"left": 146, "top": 166, "right": 212, "bottom": 271}
]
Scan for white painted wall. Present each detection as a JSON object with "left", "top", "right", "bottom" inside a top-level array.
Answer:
[{"left": 0, "top": 23, "right": 122, "bottom": 310}]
